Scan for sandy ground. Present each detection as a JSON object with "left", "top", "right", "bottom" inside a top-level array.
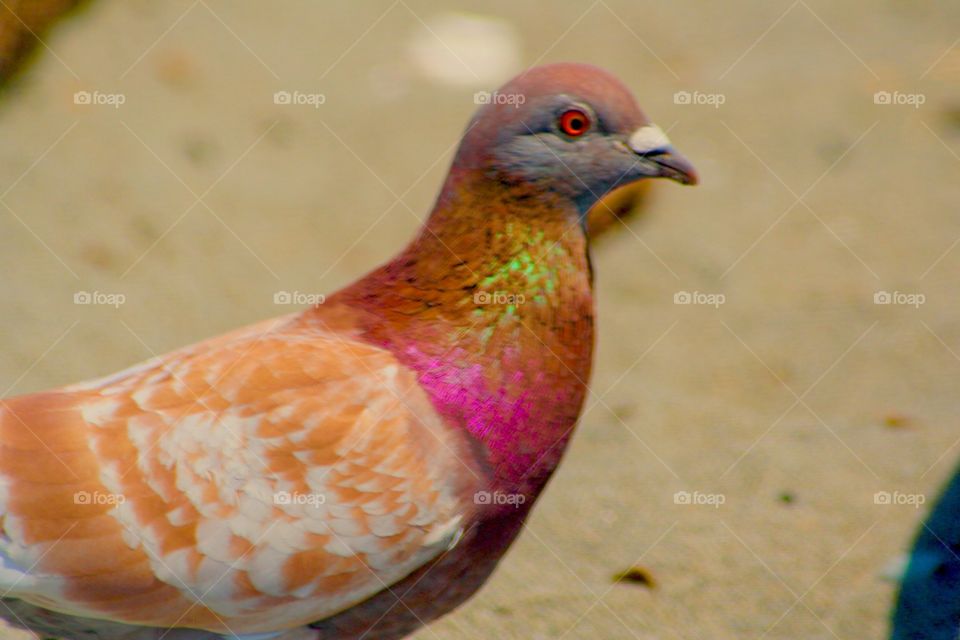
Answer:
[{"left": 1, "top": 1, "right": 960, "bottom": 638}]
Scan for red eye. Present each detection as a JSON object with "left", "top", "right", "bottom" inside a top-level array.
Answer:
[{"left": 559, "top": 109, "right": 590, "bottom": 137}]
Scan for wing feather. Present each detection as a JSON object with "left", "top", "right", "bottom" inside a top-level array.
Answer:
[{"left": 0, "top": 313, "right": 477, "bottom": 633}]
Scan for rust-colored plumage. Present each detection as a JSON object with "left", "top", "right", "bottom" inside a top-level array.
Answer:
[{"left": 0, "top": 63, "right": 696, "bottom": 640}]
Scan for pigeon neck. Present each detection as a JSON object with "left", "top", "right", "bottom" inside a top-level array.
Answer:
[{"left": 337, "top": 171, "right": 595, "bottom": 495}]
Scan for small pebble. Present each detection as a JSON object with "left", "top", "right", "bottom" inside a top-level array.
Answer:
[
  {"left": 883, "top": 413, "right": 911, "bottom": 429},
  {"left": 613, "top": 566, "right": 656, "bottom": 588}
]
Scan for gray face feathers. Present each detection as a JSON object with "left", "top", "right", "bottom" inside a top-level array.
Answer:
[{"left": 453, "top": 63, "right": 697, "bottom": 213}]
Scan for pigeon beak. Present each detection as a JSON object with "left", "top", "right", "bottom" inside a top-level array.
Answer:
[
  {"left": 639, "top": 146, "right": 699, "bottom": 186},
  {"left": 627, "top": 124, "right": 699, "bottom": 186}
]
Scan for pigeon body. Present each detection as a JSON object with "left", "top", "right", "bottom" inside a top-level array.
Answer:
[
  {"left": 0, "top": 63, "right": 696, "bottom": 640},
  {"left": 891, "top": 462, "right": 960, "bottom": 639}
]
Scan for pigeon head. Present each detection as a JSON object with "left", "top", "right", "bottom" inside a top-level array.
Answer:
[{"left": 451, "top": 62, "right": 698, "bottom": 215}]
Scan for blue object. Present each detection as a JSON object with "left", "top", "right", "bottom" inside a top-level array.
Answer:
[{"left": 891, "top": 463, "right": 960, "bottom": 639}]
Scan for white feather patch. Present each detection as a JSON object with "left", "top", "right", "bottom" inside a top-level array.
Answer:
[
  {"left": 423, "top": 514, "right": 463, "bottom": 549},
  {"left": 79, "top": 397, "right": 123, "bottom": 426}
]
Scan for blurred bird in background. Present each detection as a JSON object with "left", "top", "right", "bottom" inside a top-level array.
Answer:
[
  {"left": 0, "top": 63, "right": 696, "bottom": 639},
  {"left": 891, "top": 462, "right": 960, "bottom": 640},
  {"left": 0, "top": 0, "right": 87, "bottom": 86}
]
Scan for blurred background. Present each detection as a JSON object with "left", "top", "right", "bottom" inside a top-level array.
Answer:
[{"left": 1, "top": 1, "right": 959, "bottom": 638}]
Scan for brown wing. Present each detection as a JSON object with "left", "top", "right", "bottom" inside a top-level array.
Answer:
[{"left": 0, "top": 314, "right": 476, "bottom": 633}]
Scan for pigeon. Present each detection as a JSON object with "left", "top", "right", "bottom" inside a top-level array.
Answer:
[
  {"left": 890, "top": 462, "right": 960, "bottom": 639},
  {"left": 0, "top": 62, "right": 697, "bottom": 640}
]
